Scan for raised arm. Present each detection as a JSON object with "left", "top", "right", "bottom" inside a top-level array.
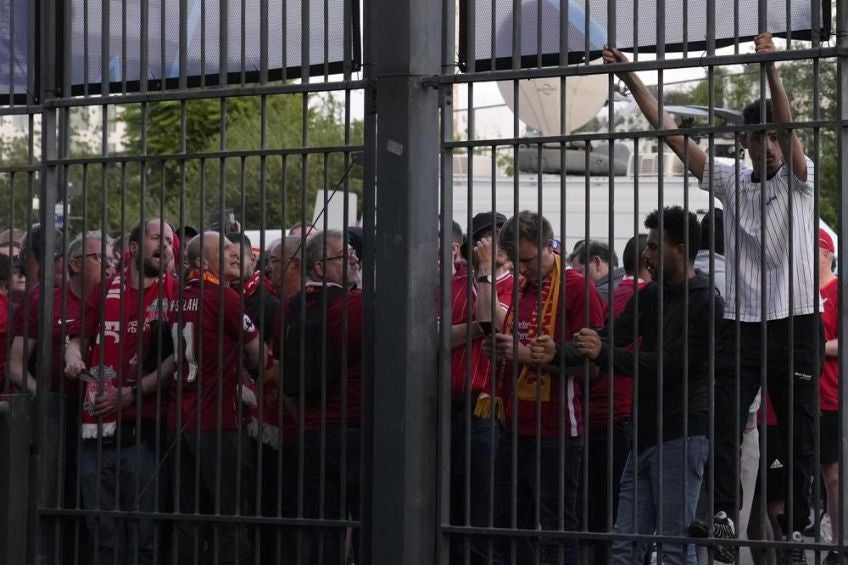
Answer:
[
  {"left": 756, "top": 33, "right": 807, "bottom": 181},
  {"left": 603, "top": 46, "right": 707, "bottom": 182}
]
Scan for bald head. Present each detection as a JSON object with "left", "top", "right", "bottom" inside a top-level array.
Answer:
[{"left": 188, "top": 231, "right": 242, "bottom": 282}]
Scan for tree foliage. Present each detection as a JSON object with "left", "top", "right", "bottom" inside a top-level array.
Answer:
[
  {"left": 0, "top": 137, "right": 41, "bottom": 232},
  {"left": 67, "top": 92, "right": 364, "bottom": 236}
]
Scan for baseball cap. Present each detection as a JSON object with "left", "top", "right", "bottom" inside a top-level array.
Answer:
[
  {"left": 470, "top": 212, "right": 507, "bottom": 242},
  {"left": 819, "top": 228, "right": 835, "bottom": 254}
]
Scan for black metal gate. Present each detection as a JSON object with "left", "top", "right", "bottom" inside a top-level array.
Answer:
[{"left": 1, "top": 0, "right": 847, "bottom": 563}]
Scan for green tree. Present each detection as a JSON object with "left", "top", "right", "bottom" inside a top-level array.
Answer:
[
  {"left": 71, "top": 91, "right": 364, "bottom": 234},
  {"left": 0, "top": 137, "right": 41, "bottom": 232}
]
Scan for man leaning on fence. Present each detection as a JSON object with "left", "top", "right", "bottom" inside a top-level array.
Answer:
[
  {"left": 484, "top": 210, "right": 605, "bottom": 565},
  {"left": 168, "top": 231, "right": 262, "bottom": 565},
  {"left": 447, "top": 213, "right": 515, "bottom": 565},
  {"left": 533, "top": 206, "right": 721, "bottom": 565},
  {"left": 604, "top": 32, "right": 820, "bottom": 563},
  {"left": 64, "top": 218, "right": 178, "bottom": 565},
  {"left": 276, "top": 229, "right": 364, "bottom": 565}
]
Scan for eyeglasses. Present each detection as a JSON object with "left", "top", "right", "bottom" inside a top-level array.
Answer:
[
  {"left": 75, "top": 253, "right": 115, "bottom": 265},
  {"left": 324, "top": 250, "right": 357, "bottom": 263}
]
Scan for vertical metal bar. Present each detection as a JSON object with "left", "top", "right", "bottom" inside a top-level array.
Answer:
[
  {"left": 301, "top": 0, "right": 311, "bottom": 82},
  {"left": 179, "top": 0, "right": 188, "bottom": 90},
  {"left": 259, "top": 0, "right": 269, "bottom": 84},
  {"left": 462, "top": 79, "right": 476, "bottom": 565},
  {"left": 837, "top": 0, "right": 848, "bottom": 550},
  {"left": 83, "top": 0, "right": 90, "bottom": 95},
  {"left": 323, "top": 0, "right": 330, "bottom": 78},
  {"left": 8, "top": 0, "right": 15, "bottom": 101},
  {"left": 240, "top": 0, "right": 247, "bottom": 83},
  {"left": 604, "top": 0, "right": 617, "bottom": 556},
  {"left": 120, "top": 0, "right": 127, "bottom": 93},
  {"left": 438, "top": 0, "right": 456, "bottom": 559},
  {"left": 200, "top": 0, "right": 206, "bottom": 83},
  {"left": 368, "top": 0, "right": 440, "bottom": 561},
  {"left": 139, "top": 0, "right": 148, "bottom": 92},
  {"left": 159, "top": 0, "right": 166, "bottom": 90},
  {"left": 32, "top": 0, "right": 60, "bottom": 561},
  {"left": 358, "top": 0, "right": 378, "bottom": 555},
  {"left": 219, "top": 0, "right": 229, "bottom": 87},
  {"left": 654, "top": 0, "right": 666, "bottom": 556},
  {"left": 809, "top": 1, "right": 824, "bottom": 558},
  {"left": 704, "top": 0, "right": 717, "bottom": 547}
]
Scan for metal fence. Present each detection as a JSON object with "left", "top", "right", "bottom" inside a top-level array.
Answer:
[{"left": 0, "top": 0, "right": 846, "bottom": 564}]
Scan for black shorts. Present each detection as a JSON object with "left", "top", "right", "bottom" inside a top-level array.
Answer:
[{"left": 820, "top": 410, "right": 840, "bottom": 465}]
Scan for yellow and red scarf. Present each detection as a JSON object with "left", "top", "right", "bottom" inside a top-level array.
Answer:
[{"left": 477, "top": 254, "right": 562, "bottom": 419}]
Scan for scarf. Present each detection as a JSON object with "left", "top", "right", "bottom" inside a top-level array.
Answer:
[
  {"left": 80, "top": 269, "right": 173, "bottom": 438},
  {"left": 480, "top": 254, "right": 562, "bottom": 419}
]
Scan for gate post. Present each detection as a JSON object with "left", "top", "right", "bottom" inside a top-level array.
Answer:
[
  {"left": 30, "top": 0, "right": 61, "bottom": 563},
  {"left": 0, "top": 396, "right": 33, "bottom": 565},
  {"left": 366, "top": 0, "right": 442, "bottom": 562}
]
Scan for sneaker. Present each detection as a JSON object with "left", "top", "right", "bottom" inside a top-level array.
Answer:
[
  {"left": 824, "top": 551, "right": 841, "bottom": 565},
  {"left": 821, "top": 513, "right": 834, "bottom": 545},
  {"left": 711, "top": 512, "right": 738, "bottom": 564},
  {"left": 786, "top": 531, "right": 807, "bottom": 565},
  {"left": 687, "top": 519, "right": 710, "bottom": 538}
]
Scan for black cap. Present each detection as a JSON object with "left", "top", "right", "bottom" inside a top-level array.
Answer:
[
  {"left": 347, "top": 226, "right": 364, "bottom": 261},
  {"left": 23, "top": 223, "right": 64, "bottom": 261},
  {"left": 470, "top": 212, "right": 507, "bottom": 242}
]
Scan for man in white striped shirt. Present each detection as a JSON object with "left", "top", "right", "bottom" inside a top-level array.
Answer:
[{"left": 604, "top": 32, "right": 820, "bottom": 564}]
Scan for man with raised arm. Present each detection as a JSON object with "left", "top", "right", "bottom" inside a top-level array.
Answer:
[{"left": 604, "top": 33, "right": 818, "bottom": 564}]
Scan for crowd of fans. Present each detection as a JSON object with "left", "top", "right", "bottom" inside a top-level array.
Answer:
[{"left": 0, "top": 32, "right": 841, "bottom": 565}]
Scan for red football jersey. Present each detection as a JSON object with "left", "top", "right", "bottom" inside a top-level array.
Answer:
[
  {"left": 588, "top": 276, "right": 647, "bottom": 431},
  {"left": 168, "top": 274, "right": 260, "bottom": 432},
  {"left": 14, "top": 283, "right": 83, "bottom": 393},
  {"left": 820, "top": 277, "right": 840, "bottom": 411},
  {"left": 450, "top": 269, "right": 515, "bottom": 397},
  {"left": 0, "top": 293, "right": 7, "bottom": 393},
  {"left": 76, "top": 273, "right": 176, "bottom": 423},
  {"left": 504, "top": 268, "right": 605, "bottom": 438}
]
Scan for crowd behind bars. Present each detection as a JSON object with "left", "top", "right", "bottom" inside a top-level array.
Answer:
[{"left": 0, "top": 32, "right": 842, "bottom": 565}]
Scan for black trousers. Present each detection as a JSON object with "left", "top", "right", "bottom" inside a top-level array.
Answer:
[
  {"left": 172, "top": 429, "right": 256, "bottom": 565},
  {"left": 712, "top": 314, "right": 821, "bottom": 534}
]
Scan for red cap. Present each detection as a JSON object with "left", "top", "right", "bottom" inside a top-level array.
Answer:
[{"left": 819, "top": 228, "right": 835, "bottom": 254}]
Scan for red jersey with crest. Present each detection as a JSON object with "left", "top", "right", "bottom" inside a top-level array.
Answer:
[
  {"left": 504, "top": 268, "right": 605, "bottom": 438},
  {"left": 820, "top": 277, "right": 840, "bottom": 411},
  {"left": 168, "top": 274, "right": 260, "bottom": 432},
  {"left": 450, "top": 266, "right": 515, "bottom": 397}
]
